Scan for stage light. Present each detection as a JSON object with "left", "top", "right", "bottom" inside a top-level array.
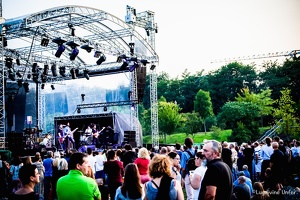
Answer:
[
  {"left": 51, "top": 85, "right": 55, "bottom": 90},
  {"left": 75, "top": 68, "right": 80, "bottom": 77},
  {"left": 55, "top": 44, "right": 66, "bottom": 58},
  {"left": 81, "top": 94, "right": 85, "bottom": 101},
  {"left": 52, "top": 37, "right": 66, "bottom": 45},
  {"left": 66, "top": 41, "right": 79, "bottom": 49},
  {"left": 5, "top": 58, "right": 13, "bottom": 68},
  {"left": 59, "top": 66, "right": 66, "bottom": 77},
  {"left": 2, "top": 37, "right": 7, "bottom": 47},
  {"left": 103, "top": 106, "right": 107, "bottom": 112},
  {"left": 16, "top": 71, "right": 22, "bottom": 78},
  {"left": 77, "top": 108, "right": 81, "bottom": 114},
  {"left": 96, "top": 55, "right": 106, "bottom": 65},
  {"left": 23, "top": 82, "right": 29, "bottom": 93},
  {"left": 27, "top": 74, "right": 32, "bottom": 79},
  {"left": 94, "top": 51, "right": 102, "bottom": 58},
  {"left": 150, "top": 64, "right": 156, "bottom": 70},
  {"left": 70, "top": 47, "right": 79, "bottom": 61},
  {"left": 41, "top": 75, "right": 47, "bottom": 83},
  {"left": 140, "top": 60, "right": 149, "bottom": 66},
  {"left": 17, "top": 80, "right": 23, "bottom": 88},
  {"left": 129, "top": 42, "right": 135, "bottom": 55},
  {"left": 41, "top": 38, "right": 49, "bottom": 47},
  {"left": 8, "top": 68, "right": 15, "bottom": 81},
  {"left": 70, "top": 68, "right": 77, "bottom": 79},
  {"left": 16, "top": 58, "right": 20, "bottom": 66},
  {"left": 83, "top": 69, "right": 89, "bottom": 80},
  {"left": 129, "top": 59, "right": 139, "bottom": 72},
  {"left": 41, "top": 83, "right": 45, "bottom": 89},
  {"left": 116, "top": 54, "right": 127, "bottom": 63},
  {"left": 51, "top": 64, "right": 57, "bottom": 76},
  {"left": 120, "top": 59, "right": 129, "bottom": 70},
  {"left": 81, "top": 44, "right": 94, "bottom": 53},
  {"left": 32, "top": 63, "right": 38, "bottom": 73},
  {"left": 32, "top": 73, "right": 39, "bottom": 83},
  {"left": 43, "top": 64, "right": 49, "bottom": 75}
]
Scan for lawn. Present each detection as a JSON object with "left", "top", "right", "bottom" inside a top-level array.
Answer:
[{"left": 142, "top": 127, "right": 270, "bottom": 145}]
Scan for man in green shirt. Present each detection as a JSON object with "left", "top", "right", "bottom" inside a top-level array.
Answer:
[{"left": 56, "top": 152, "right": 101, "bottom": 200}]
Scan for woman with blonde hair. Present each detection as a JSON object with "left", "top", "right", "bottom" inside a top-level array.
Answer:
[
  {"left": 33, "top": 152, "right": 45, "bottom": 196},
  {"left": 144, "top": 154, "right": 184, "bottom": 200},
  {"left": 134, "top": 147, "right": 151, "bottom": 184}
]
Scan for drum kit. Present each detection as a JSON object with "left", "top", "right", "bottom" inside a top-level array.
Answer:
[{"left": 79, "top": 130, "right": 93, "bottom": 145}]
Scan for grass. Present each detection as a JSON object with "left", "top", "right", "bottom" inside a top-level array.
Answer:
[{"left": 142, "top": 127, "right": 270, "bottom": 145}]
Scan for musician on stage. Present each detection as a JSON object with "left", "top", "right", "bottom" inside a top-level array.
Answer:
[
  {"left": 63, "top": 122, "right": 77, "bottom": 150},
  {"left": 92, "top": 124, "right": 101, "bottom": 149},
  {"left": 57, "top": 124, "right": 65, "bottom": 150}
]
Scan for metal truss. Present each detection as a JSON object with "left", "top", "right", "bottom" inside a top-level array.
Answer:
[
  {"left": 125, "top": 5, "right": 159, "bottom": 147},
  {"left": 0, "top": 5, "right": 158, "bottom": 149},
  {"left": 76, "top": 100, "right": 138, "bottom": 110}
]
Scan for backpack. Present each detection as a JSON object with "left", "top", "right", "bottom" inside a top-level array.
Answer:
[{"left": 185, "top": 150, "right": 196, "bottom": 172}]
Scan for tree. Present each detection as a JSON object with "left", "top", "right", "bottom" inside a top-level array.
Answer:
[
  {"left": 236, "top": 87, "right": 274, "bottom": 126},
  {"left": 194, "top": 89, "right": 214, "bottom": 132},
  {"left": 218, "top": 101, "right": 261, "bottom": 141},
  {"left": 273, "top": 88, "right": 300, "bottom": 138},
  {"left": 181, "top": 112, "right": 203, "bottom": 137},
  {"left": 203, "top": 62, "right": 258, "bottom": 114},
  {"left": 158, "top": 96, "right": 182, "bottom": 143}
]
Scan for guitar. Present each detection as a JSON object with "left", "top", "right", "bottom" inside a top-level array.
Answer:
[
  {"left": 65, "top": 127, "right": 78, "bottom": 138},
  {"left": 59, "top": 127, "right": 78, "bottom": 143}
]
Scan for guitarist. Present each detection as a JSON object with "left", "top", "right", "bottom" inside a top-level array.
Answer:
[{"left": 63, "top": 122, "right": 78, "bottom": 150}]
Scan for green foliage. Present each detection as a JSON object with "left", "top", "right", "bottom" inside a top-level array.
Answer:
[
  {"left": 273, "top": 88, "right": 300, "bottom": 138},
  {"left": 181, "top": 112, "right": 203, "bottom": 136},
  {"left": 210, "top": 126, "right": 221, "bottom": 141},
  {"left": 194, "top": 89, "right": 214, "bottom": 119},
  {"left": 229, "top": 122, "right": 252, "bottom": 145},
  {"left": 218, "top": 101, "right": 261, "bottom": 140},
  {"left": 158, "top": 96, "right": 182, "bottom": 143}
]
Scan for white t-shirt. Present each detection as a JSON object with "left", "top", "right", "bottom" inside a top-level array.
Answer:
[
  {"left": 192, "top": 165, "right": 207, "bottom": 200},
  {"left": 87, "top": 155, "right": 96, "bottom": 174},
  {"left": 95, "top": 154, "right": 106, "bottom": 171}
]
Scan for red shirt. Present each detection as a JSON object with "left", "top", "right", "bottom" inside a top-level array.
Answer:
[{"left": 134, "top": 158, "right": 150, "bottom": 175}]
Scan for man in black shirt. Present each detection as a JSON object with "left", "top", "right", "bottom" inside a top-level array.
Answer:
[
  {"left": 221, "top": 141, "right": 233, "bottom": 170},
  {"left": 199, "top": 140, "right": 233, "bottom": 200}
]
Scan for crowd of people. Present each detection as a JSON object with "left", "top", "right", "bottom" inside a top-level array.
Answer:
[{"left": 0, "top": 135, "right": 300, "bottom": 200}]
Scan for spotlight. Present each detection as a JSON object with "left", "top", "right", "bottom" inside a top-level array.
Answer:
[
  {"left": 59, "top": 66, "right": 66, "bottom": 77},
  {"left": 16, "top": 58, "right": 20, "bottom": 66},
  {"left": 129, "top": 42, "right": 135, "bottom": 55},
  {"left": 77, "top": 108, "right": 81, "bottom": 114},
  {"left": 150, "top": 64, "right": 156, "bottom": 70},
  {"left": 27, "top": 74, "right": 32, "bottom": 79},
  {"left": 140, "top": 60, "right": 149, "bottom": 66},
  {"left": 75, "top": 68, "right": 80, "bottom": 77},
  {"left": 17, "top": 80, "right": 23, "bottom": 88},
  {"left": 23, "top": 82, "right": 29, "bottom": 93},
  {"left": 96, "top": 55, "right": 106, "bottom": 65},
  {"left": 81, "top": 94, "right": 85, "bottom": 101},
  {"left": 16, "top": 71, "right": 22, "bottom": 78},
  {"left": 120, "top": 60, "right": 129, "bottom": 70},
  {"left": 2, "top": 37, "right": 7, "bottom": 47},
  {"left": 41, "top": 83, "right": 45, "bottom": 89},
  {"left": 41, "top": 75, "right": 47, "bottom": 83},
  {"left": 103, "top": 106, "right": 107, "bottom": 112},
  {"left": 55, "top": 44, "right": 66, "bottom": 58},
  {"left": 43, "top": 64, "right": 49, "bottom": 75},
  {"left": 116, "top": 54, "right": 127, "bottom": 63},
  {"left": 81, "top": 44, "right": 94, "bottom": 53},
  {"left": 51, "top": 64, "right": 57, "bottom": 76},
  {"left": 5, "top": 58, "right": 13, "bottom": 68},
  {"left": 52, "top": 37, "right": 67, "bottom": 45},
  {"left": 32, "top": 63, "right": 38, "bottom": 73},
  {"left": 94, "top": 51, "right": 102, "bottom": 58},
  {"left": 66, "top": 41, "right": 79, "bottom": 49},
  {"left": 8, "top": 68, "right": 15, "bottom": 81},
  {"left": 41, "top": 38, "right": 49, "bottom": 47},
  {"left": 83, "top": 69, "right": 89, "bottom": 80},
  {"left": 51, "top": 85, "right": 55, "bottom": 90},
  {"left": 32, "top": 73, "right": 40, "bottom": 83},
  {"left": 70, "top": 68, "right": 77, "bottom": 79},
  {"left": 70, "top": 47, "right": 79, "bottom": 61}
]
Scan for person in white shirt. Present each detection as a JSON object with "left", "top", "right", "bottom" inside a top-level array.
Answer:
[
  {"left": 95, "top": 149, "right": 106, "bottom": 179},
  {"left": 190, "top": 151, "right": 207, "bottom": 200},
  {"left": 260, "top": 137, "right": 273, "bottom": 181},
  {"left": 86, "top": 147, "right": 96, "bottom": 175}
]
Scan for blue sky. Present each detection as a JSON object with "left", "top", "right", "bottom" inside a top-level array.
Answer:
[{"left": 2, "top": 0, "right": 300, "bottom": 77}]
